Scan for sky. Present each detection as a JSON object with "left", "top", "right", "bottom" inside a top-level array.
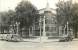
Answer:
[{"left": 0, "top": 0, "right": 77, "bottom": 12}]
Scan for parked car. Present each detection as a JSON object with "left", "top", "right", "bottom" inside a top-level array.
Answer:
[
  {"left": 6, "top": 34, "right": 23, "bottom": 42},
  {"left": 59, "top": 34, "right": 74, "bottom": 42},
  {"left": 0, "top": 34, "right": 8, "bottom": 40}
]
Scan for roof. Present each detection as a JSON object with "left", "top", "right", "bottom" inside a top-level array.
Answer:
[{"left": 38, "top": 7, "right": 56, "bottom": 15}]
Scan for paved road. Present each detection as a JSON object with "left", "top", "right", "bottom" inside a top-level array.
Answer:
[{"left": 0, "top": 39, "right": 78, "bottom": 50}]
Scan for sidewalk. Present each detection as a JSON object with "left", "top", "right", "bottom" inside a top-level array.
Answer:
[
  {"left": 73, "top": 38, "right": 78, "bottom": 41},
  {"left": 23, "top": 37, "right": 59, "bottom": 43}
]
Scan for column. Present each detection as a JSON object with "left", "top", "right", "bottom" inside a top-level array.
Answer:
[
  {"left": 67, "top": 21, "right": 69, "bottom": 35},
  {"left": 39, "top": 16, "right": 42, "bottom": 42},
  {"left": 16, "top": 22, "right": 20, "bottom": 35},
  {"left": 29, "top": 27, "right": 30, "bottom": 37},
  {"left": 59, "top": 26, "right": 62, "bottom": 36}
]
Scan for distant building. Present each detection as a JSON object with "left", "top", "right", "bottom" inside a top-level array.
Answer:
[{"left": 38, "top": 4, "right": 58, "bottom": 37}]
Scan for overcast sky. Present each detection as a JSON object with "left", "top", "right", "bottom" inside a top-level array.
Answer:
[{"left": 0, "top": 0, "right": 77, "bottom": 12}]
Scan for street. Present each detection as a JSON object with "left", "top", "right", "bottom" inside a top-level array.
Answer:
[{"left": 0, "top": 39, "right": 78, "bottom": 50}]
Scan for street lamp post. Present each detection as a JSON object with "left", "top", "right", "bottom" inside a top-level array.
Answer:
[
  {"left": 43, "top": 16, "right": 46, "bottom": 37},
  {"left": 40, "top": 15, "right": 47, "bottom": 43}
]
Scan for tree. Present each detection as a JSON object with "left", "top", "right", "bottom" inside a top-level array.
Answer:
[
  {"left": 56, "top": 0, "right": 72, "bottom": 26},
  {"left": 70, "top": 3, "right": 78, "bottom": 37},
  {"left": 15, "top": 1, "right": 39, "bottom": 28},
  {"left": 0, "top": 10, "right": 16, "bottom": 33},
  {"left": 0, "top": 10, "right": 16, "bottom": 25},
  {"left": 56, "top": 0, "right": 78, "bottom": 37}
]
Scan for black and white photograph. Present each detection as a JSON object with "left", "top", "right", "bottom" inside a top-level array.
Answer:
[{"left": 0, "top": 0, "right": 78, "bottom": 50}]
